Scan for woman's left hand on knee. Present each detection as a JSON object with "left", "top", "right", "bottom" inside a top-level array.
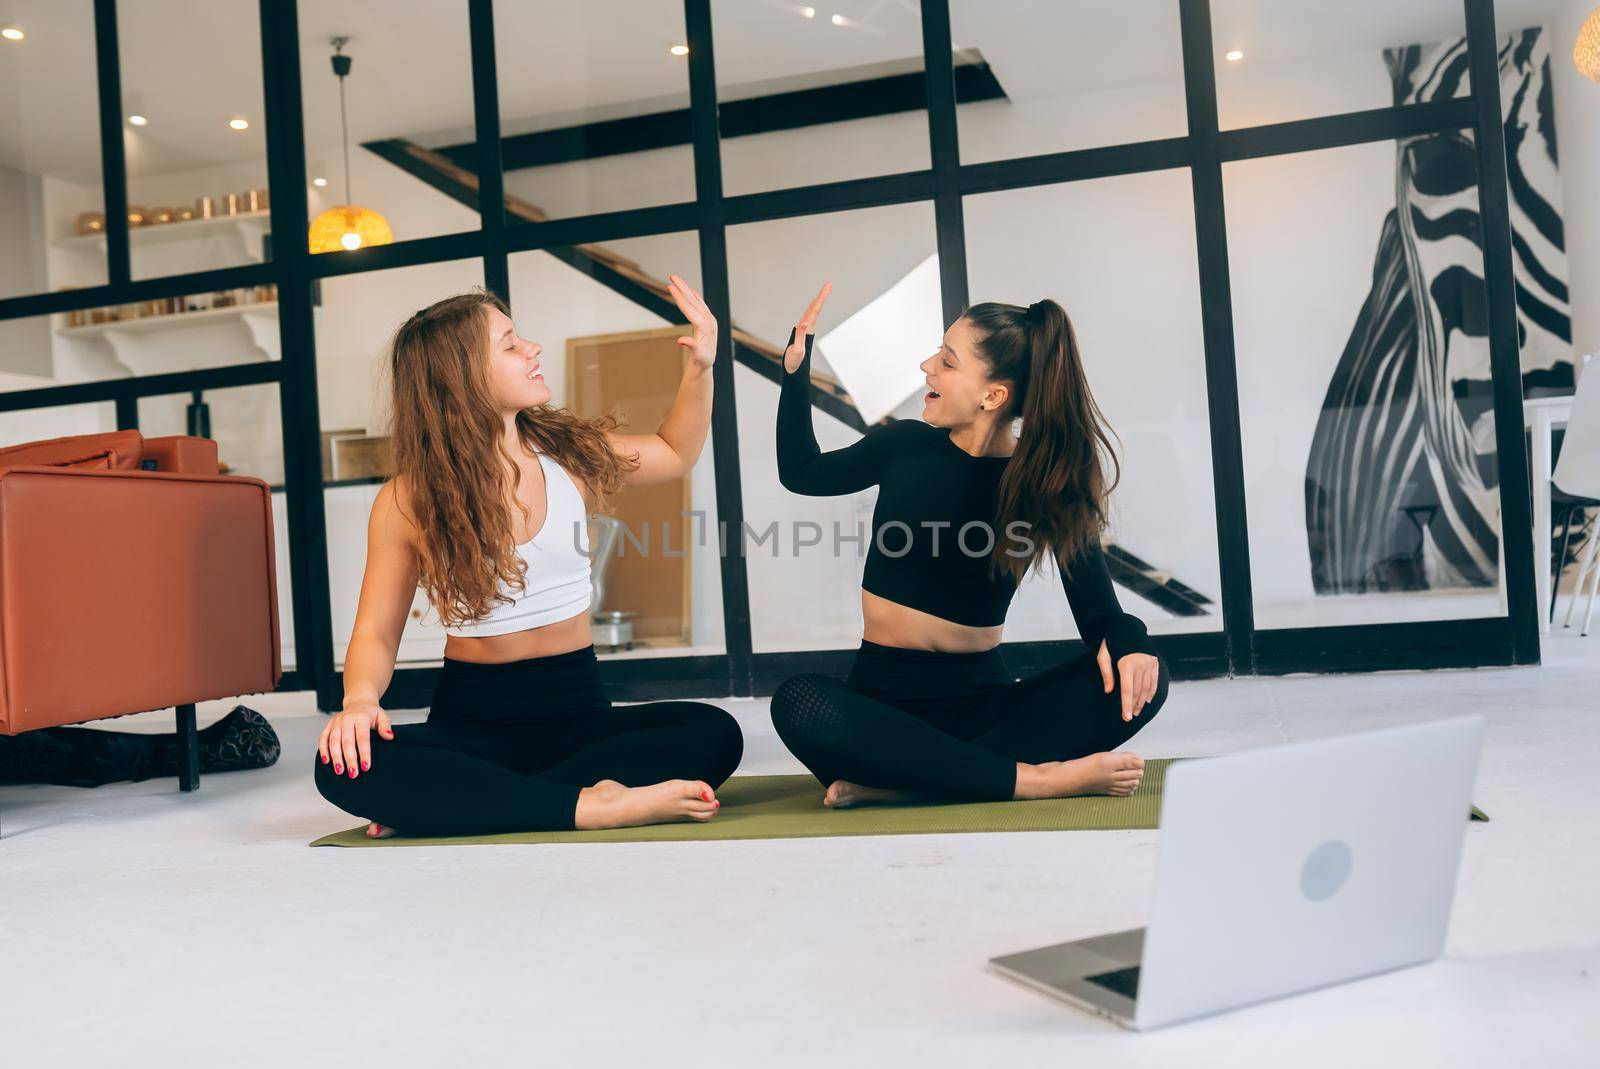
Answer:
[{"left": 1096, "top": 642, "right": 1162, "bottom": 722}]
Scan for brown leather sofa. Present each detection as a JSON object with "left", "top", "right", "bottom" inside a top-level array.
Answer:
[{"left": 0, "top": 429, "right": 282, "bottom": 792}]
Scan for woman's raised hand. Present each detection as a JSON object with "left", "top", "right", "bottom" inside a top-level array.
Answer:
[
  {"left": 668, "top": 274, "right": 718, "bottom": 370},
  {"left": 783, "top": 281, "right": 833, "bottom": 374},
  {"left": 317, "top": 698, "right": 394, "bottom": 779}
]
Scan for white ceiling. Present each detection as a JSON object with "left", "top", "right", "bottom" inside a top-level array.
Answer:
[{"left": 0, "top": 0, "right": 1579, "bottom": 187}]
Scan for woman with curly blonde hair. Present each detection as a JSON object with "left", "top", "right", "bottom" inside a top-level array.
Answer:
[{"left": 314, "top": 278, "right": 742, "bottom": 837}]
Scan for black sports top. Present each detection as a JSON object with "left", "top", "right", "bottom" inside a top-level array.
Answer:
[{"left": 776, "top": 330, "right": 1154, "bottom": 661}]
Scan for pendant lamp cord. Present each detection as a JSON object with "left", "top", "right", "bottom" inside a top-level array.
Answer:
[
  {"left": 331, "top": 37, "right": 353, "bottom": 207},
  {"left": 339, "top": 73, "right": 351, "bottom": 206}
]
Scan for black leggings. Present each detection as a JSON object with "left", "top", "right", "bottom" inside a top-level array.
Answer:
[
  {"left": 313, "top": 646, "right": 743, "bottom": 835},
  {"left": 769, "top": 640, "right": 1169, "bottom": 800}
]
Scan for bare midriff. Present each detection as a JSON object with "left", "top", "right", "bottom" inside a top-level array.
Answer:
[
  {"left": 859, "top": 588, "right": 1004, "bottom": 654},
  {"left": 441, "top": 592, "right": 1005, "bottom": 661},
  {"left": 441, "top": 608, "right": 594, "bottom": 664}
]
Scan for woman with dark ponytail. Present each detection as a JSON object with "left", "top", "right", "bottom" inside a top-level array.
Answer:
[{"left": 768, "top": 285, "right": 1168, "bottom": 807}]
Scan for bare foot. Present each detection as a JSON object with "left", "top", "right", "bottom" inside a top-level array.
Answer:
[
  {"left": 364, "top": 821, "right": 397, "bottom": 839},
  {"left": 822, "top": 781, "right": 924, "bottom": 809},
  {"left": 574, "top": 779, "right": 720, "bottom": 830},
  {"left": 1014, "top": 752, "right": 1145, "bottom": 800}
]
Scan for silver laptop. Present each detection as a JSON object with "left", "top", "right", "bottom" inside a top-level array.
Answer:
[{"left": 988, "top": 715, "right": 1485, "bottom": 1031}]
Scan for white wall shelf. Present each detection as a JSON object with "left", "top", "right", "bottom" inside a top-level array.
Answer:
[
  {"left": 53, "top": 209, "right": 272, "bottom": 250},
  {"left": 56, "top": 301, "right": 286, "bottom": 367},
  {"left": 56, "top": 301, "right": 279, "bottom": 339}
]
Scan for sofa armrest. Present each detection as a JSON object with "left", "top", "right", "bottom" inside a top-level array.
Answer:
[
  {"left": 142, "top": 436, "right": 220, "bottom": 474},
  {"left": 0, "top": 429, "right": 144, "bottom": 470},
  {"left": 0, "top": 465, "right": 282, "bottom": 734}
]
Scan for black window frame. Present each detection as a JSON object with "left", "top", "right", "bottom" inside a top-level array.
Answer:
[{"left": 0, "top": 0, "right": 1536, "bottom": 710}]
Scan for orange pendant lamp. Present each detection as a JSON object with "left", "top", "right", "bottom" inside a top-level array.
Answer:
[
  {"left": 309, "top": 36, "right": 392, "bottom": 254},
  {"left": 1578, "top": 7, "right": 1600, "bottom": 82}
]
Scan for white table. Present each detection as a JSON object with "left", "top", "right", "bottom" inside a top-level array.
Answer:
[{"left": 1526, "top": 394, "right": 1575, "bottom": 632}]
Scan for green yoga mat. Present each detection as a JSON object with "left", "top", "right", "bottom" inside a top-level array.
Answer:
[{"left": 309, "top": 758, "right": 1490, "bottom": 848}]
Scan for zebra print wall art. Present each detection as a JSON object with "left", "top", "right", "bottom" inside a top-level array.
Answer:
[{"left": 1305, "top": 26, "right": 1572, "bottom": 597}]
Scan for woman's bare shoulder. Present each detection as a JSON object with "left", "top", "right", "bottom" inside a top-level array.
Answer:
[{"left": 373, "top": 476, "right": 421, "bottom": 548}]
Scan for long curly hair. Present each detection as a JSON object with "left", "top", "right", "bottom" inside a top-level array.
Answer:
[{"left": 384, "top": 288, "right": 637, "bottom": 628}]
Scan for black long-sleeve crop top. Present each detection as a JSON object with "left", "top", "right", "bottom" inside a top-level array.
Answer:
[{"left": 776, "top": 330, "right": 1154, "bottom": 662}]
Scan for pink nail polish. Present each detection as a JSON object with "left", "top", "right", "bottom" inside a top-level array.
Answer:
[
  {"left": 333, "top": 765, "right": 342, "bottom": 775},
  {"left": 362, "top": 760, "right": 370, "bottom": 771},
  {"left": 321, "top": 754, "right": 329, "bottom": 764}
]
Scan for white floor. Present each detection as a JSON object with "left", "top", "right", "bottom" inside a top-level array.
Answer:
[{"left": 1, "top": 635, "right": 1596, "bottom": 1067}]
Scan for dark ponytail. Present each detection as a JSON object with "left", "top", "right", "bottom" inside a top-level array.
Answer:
[{"left": 964, "top": 299, "right": 1121, "bottom": 584}]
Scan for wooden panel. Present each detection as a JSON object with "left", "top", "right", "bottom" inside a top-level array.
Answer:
[
  {"left": 330, "top": 435, "right": 393, "bottom": 480},
  {"left": 568, "top": 326, "right": 693, "bottom": 644}
]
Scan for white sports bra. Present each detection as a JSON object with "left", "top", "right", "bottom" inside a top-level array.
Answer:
[{"left": 442, "top": 450, "right": 593, "bottom": 638}]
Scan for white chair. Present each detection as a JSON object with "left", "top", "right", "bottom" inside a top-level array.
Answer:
[{"left": 1555, "top": 355, "right": 1600, "bottom": 635}]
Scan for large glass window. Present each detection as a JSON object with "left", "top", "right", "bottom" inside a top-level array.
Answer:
[
  {"left": 298, "top": 3, "right": 479, "bottom": 253},
  {"left": 508, "top": 232, "right": 725, "bottom": 659},
  {"left": 137, "top": 380, "right": 281, "bottom": 485},
  {"left": 0, "top": 398, "right": 114, "bottom": 451},
  {"left": 712, "top": 0, "right": 930, "bottom": 196},
  {"left": 0, "top": 0, "right": 1549, "bottom": 690},
  {"left": 0, "top": 1, "right": 107, "bottom": 299},
  {"left": 119, "top": 0, "right": 273, "bottom": 281},
  {"left": 964, "top": 168, "right": 1221, "bottom": 641},
  {"left": 0, "top": 310, "right": 63, "bottom": 392},
  {"left": 314, "top": 257, "right": 484, "bottom": 668},
  {"left": 494, "top": 0, "right": 696, "bottom": 221},
  {"left": 728, "top": 201, "right": 940, "bottom": 652},
  {"left": 1, "top": 284, "right": 280, "bottom": 397},
  {"left": 951, "top": 0, "right": 1187, "bottom": 165},
  {"left": 1223, "top": 131, "right": 1554, "bottom": 627},
  {"left": 1211, "top": 0, "right": 1470, "bottom": 131}
]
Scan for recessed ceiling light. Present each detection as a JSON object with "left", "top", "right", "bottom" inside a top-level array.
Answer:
[
  {"left": 801, "top": 5, "right": 816, "bottom": 16},
  {"left": 128, "top": 114, "right": 148, "bottom": 126},
  {"left": 312, "top": 176, "right": 328, "bottom": 187},
  {"left": 1225, "top": 50, "right": 1245, "bottom": 62},
  {"left": 831, "top": 13, "right": 845, "bottom": 26},
  {"left": 1, "top": 25, "right": 24, "bottom": 41},
  {"left": 229, "top": 117, "right": 250, "bottom": 130},
  {"left": 669, "top": 43, "right": 689, "bottom": 56}
]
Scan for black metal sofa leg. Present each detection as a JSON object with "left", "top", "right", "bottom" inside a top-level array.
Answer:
[{"left": 176, "top": 703, "right": 199, "bottom": 792}]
